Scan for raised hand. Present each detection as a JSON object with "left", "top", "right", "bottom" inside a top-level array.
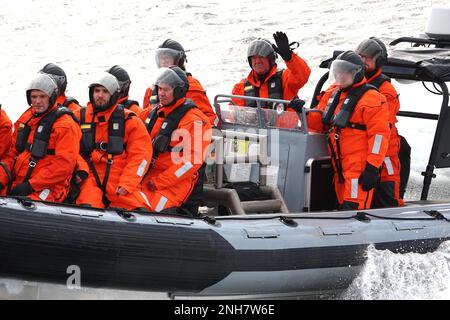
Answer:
[{"left": 272, "top": 31, "right": 292, "bottom": 61}]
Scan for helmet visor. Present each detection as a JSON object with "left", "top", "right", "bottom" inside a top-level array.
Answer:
[
  {"left": 155, "top": 48, "right": 181, "bottom": 68},
  {"left": 247, "top": 39, "right": 274, "bottom": 58},
  {"left": 154, "top": 67, "right": 185, "bottom": 89},
  {"left": 329, "top": 60, "right": 363, "bottom": 88},
  {"left": 116, "top": 79, "right": 130, "bottom": 94},
  {"left": 355, "top": 39, "right": 383, "bottom": 59}
]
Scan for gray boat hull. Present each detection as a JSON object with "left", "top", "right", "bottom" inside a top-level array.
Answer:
[{"left": 1, "top": 197, "right": 449, "bottom": 297}]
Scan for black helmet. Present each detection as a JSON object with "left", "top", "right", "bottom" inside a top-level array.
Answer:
[
  {"left": 329, "top": 50, "right": 366, "bottom": 88},
  {"left": 106, "top": 65, "right": 131, "bottom": 98},
  {"left": 154, "top": 66, "right": 189, "bottom": 105},
  {"left": 88, "top": 72, "right": 121, "bottom": 110},
  {"left": 156, "top": 39, "right": 186, "bottom": 70},
  {"left": 39, "top": 63, "right": 67, "bottom": 95},
  {"left": 247, "top": 39, "right": 277, "bottom": 68},
  {"left": 160, "top": 39, "right": 185, "bottom": 53},
  {"left": 26, "top": 73, "right": 59, "bottom": 108},
  {"left": 355, "top": 37, "right": 388, "bottom": 68}
]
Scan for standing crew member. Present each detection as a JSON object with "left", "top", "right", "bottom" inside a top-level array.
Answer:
[
  {"left": 0, "top": 73, "right": 81, "bottom": 201},
  {"left": 39, "top": 63, "right": 81, "bottom": 112},
  {"left": 106, "top": 65, "right": 142, "bottom": 115},
  {"left": 356, "top": 37, "right": 404, "bottom": 207},
  {"left": 143, "top": 39, "right": 216, "bottom": 125},
  {"left": 231, "top": 31, "right": 311, "bottom": 111},
  {"left": 307, "top": 51, "right": 390, "bottom": 210},
  {"left": 140, "top": 66, "right": 211, "bottom": 212},
  {"left": 75, "top": 72, "right": 152, "bottom": 210}
]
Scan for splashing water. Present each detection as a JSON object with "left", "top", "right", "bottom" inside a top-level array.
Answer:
[{"left": 342, "top": 242, "right": 450, "bottom": 300}]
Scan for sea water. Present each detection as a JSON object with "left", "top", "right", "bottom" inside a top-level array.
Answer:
[{"left": 343, "top": 242, "right": 450, "bottom": 300}]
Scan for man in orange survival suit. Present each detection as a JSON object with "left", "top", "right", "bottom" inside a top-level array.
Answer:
[
  {"left": 0, "top": 105, "right": 13, "bottom": 191},
  {"left": 39, "top": 63, "right": 81, "bottom": 112},
  {"left": 0, "top": 106, "right": 12, "bottom": 159},
  {"left": 140, "top": 66, "right": 211, "bottom": 212},
  {"left": 231, "top": 32, "right": 310, "bottom": 124},
  {"left": 142, "top": 39, "right": 216, "bottom": 125},
  {"left": 307, "top": 51, "right": 390, "bottom": 210},
  {"left": 39, "top": 63, "right": 93, "bottom": 204},
  {"left": 356, "top": 37, "right": 403, "bottom": 208},
  {"left": 66, "top": 66, "right": 141, "bottom": 207},
  {"left": 0, "top": 73, "right": 81, "bottom": 201},
  {"left": 106, "top": 65, "right": 142, "bottom": 115},
  {"left": 75, "top": 72, "right": 153, "bottom": 210}
]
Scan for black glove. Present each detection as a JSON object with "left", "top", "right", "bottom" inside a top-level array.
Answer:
[
  {"left": 358, "top": 163, "right": 379, "bottom": 191},
  {"left": 272, "top": 31, "right": 292, "bottom": 61},
  {"left": 289, "top": 98, "right": 305, "bottom": 113},
  {"left": 10, "top": 182, "right": 33, "bottom": 196},
  {"left": 0, "top": 183, "right": 4, "bottom": 192}
]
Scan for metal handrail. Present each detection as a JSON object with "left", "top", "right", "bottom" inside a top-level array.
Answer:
[
  {"left": 213, "top": 94, "right": 321, "bottom": 133},
  {"left": 421, "top": 81, "right": 450, "bottom": 200},
  {"left": 389, "top": 36, "right": 450, "bottom": 47},
  {"left": 214, "top": 94, "right": 291, "bottom": 106}
]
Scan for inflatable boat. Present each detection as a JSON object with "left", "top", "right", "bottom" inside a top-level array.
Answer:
[
  {"left": 3, "top": 22, "right": 450, "bottom": 298},
  {"left": 1, "top": 197, "right": 450, "bottom": 299}
]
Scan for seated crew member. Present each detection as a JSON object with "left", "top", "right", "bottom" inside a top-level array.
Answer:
[
  {"left": 0, "top": 73, "right": 81, "bottom": 201},
  {"left": 356, "top": 37, "right": 404, "bottom": 207},
  {"left": 142, "top": 39, "right": 216, "bottom": 125},
  {"left": 75, "top": 72, "right": 153, "bottom": 210},
  {"left": 0, "top": 105, "right": 14, "bottom": 193},
  {"left": 306, "top": 51, "right": 390, "bottom": 210},
  {"left": 0, "top": 105, "right": 12, "bottom": 159},
  {"left": 140, "top": 66, "right": 212, "bottom": 212},
  {"left": 231, "top": 31, "right": 310, "bottom": 111},
  {"left": 39, "top": 63, "right": 81, "bottom": 112},
  {"left": 106, "top": 65, "right": 142, "bottom": 115},
  {"left": 39, "top": 63, "right": 94, "bottom": 203}
]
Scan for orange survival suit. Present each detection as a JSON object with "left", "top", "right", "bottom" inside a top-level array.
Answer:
[
  {"left": 232, "top": 52, "right": 310, "bottom": 105},
  {"left": 143, "top": 74, "right": 216, "bottom": 125},
  {"left": 0, "top": 103, "right": 81, "bottom": 201},
  {"left": 0, "top": 107, "right": 13, "bottom": 160},
  {"left": 231, "top": 52, "right": 310, "bottom": 128},
  {"left": 74, "top": 102, "right": 153, "bottom": 210},
  {"left": 308, "top": 78, "right": 390, "bottom": 210},
  {"left": 118, "top": 96, "right": 143, "bottom": 115},
  {"left": 140, "top": 97, "right": 212, "bottom": 211},
  {"left": 55, "top": 94, "right": 81, "bottom": 112},
  {"left": 51, "top": 94, "right": 101, "bottom": 206},
  {"left": 366, "top": 69, "right": 403, "bottom": 207}
]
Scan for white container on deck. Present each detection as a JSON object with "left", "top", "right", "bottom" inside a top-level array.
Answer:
[{"left": 426, "top": 7, "right": 450, "bottom": 40}]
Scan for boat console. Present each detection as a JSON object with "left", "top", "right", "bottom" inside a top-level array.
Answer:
[{"left": 208, "top": 95, "right": 334, "bottom": 214}]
